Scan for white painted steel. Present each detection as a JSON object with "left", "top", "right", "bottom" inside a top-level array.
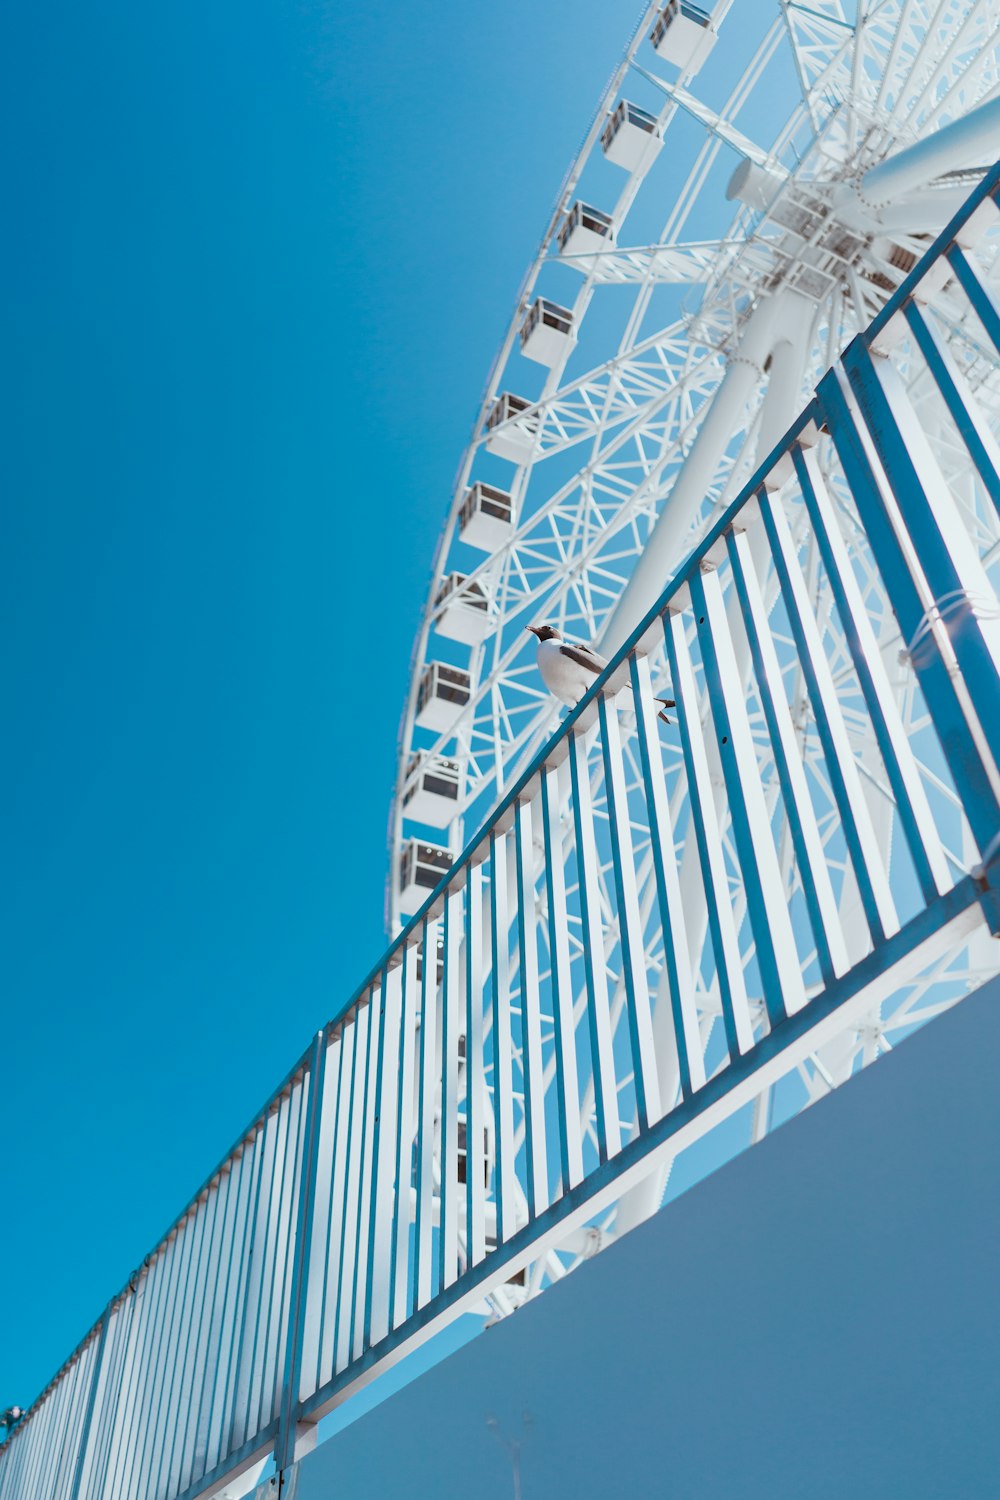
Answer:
[
  {"left": 300, "top": 1030, "right": 341, "bottom": 1398},
  {"left": 666, "top": 605, "right": 757, "bottom": 1057},
  {"left": 514, "top": 795, "right": 551, "bottom": 1217},
  {"left": 415, "top": 918, "right": 440, "bottom": 1310},
  {"left": 597, "top": 695, "right": 663, "bottom": 1128},
  {"left": 629, "top": 651, "right": 706, "bottom": 1095},
  {"left": 370, "top": 967, "right": 402, "bottom": 1347},
  {"left": 442, "top": 889, "right": 462, "bottom": 1290},
  {"left": 792, "top": 446, "right": 951, "bottom": 901},
  {"left": 390, "top": 0, "right": 1000, "bottom": 1296},
  {"left": 392, "top": 950, "right": 418, "bottom": 1331},
  {"left": 726, "top": 523, "right": 850, "bottom": 978},
  {"left": 569, "top": 728, "right": 623, "bottom": 1160},
  {"left": 697, "top": 563, "right": 806, "bottom": 1018},
  {"left": 859, "top": 93, "right": 1000, "bottom": 207},
  {"left": 540, "top": 762, "right": 586, "bottom": 1192},
  {"left": 761, "top": 487, "right": 900, "bottom": 941},
  {"left": 489, "top": 830, "right": 518, "bottom": 1240},
  {"left": 335, "top": 1011, "right": 365, "bottom": 1376},
  {"left": 465, "top": 861, "right": 487, "bottom": 1270}
]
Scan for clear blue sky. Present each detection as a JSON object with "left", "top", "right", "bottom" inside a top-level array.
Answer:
[{"left": 0, "top": 0, "right": 633, "bottom": 1405}]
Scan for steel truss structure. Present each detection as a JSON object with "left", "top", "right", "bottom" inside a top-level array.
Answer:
[
  {"left": 393, "top": 0, "right": 1000, "bottom": 1253},
  {"left": 4, "top": 163, "right": 1000, "bottom": 1500}
]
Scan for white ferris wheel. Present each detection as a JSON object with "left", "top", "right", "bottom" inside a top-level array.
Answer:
[{"left": 389, "top": 0, "right": 1000, "bottom": 1278}]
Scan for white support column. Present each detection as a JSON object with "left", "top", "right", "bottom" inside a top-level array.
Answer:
[
  {"left": 600, "top": 290, "right": 805, "bottom": 656},
  {"left": 610, "top": 292, "right": 813, "bottom": 1234}
]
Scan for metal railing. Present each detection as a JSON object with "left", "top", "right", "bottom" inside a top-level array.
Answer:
[{"left": 4, "top": 164, "right": 1000, "bottom": 1500}]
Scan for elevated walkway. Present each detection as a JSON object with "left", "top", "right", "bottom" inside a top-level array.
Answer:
[{"left": 292, "top": 971, "right": 1000, "bottom": 1500}]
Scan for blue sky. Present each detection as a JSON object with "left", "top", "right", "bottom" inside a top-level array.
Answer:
[{"left": 0, "top": 0, "right": 632, "bottom": 1405}]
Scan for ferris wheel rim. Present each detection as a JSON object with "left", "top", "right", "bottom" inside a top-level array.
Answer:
[{"left": 389, "top": 0, "right": 1000, "bottom": 934}]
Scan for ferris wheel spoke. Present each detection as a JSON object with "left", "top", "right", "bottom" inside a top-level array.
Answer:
[
  {"left": 562, "top": 238, "right": 731, "bottom": 286},
  {"left": 922, "top": 32, "right": 1000, "bottom": 129},
  {"left": 478, "top": 321, "right": 711, "bottom": 457},
  {"left": 903, "top": 3, "right": 993, "bottom": 124},
  {"left": 783, "top": 1, "right": 855, "bottom": 124},
  {"left": 895, "top": 0, "right": 983, "bottom": 124},
  {"left": 869, "top": 0, "right": 922, "bottom": 114},
  {"left": 633, "top": 60, "right": 780, "bottom": 169}
]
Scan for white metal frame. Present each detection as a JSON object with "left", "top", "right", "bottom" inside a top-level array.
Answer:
[{"left": 392, "top": 0, "right": 1000, "bottom": 1250}]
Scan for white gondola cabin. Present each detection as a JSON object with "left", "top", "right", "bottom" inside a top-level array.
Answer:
[
  {"left": 398, "top": 838, "right": 452, "bottom": 915},
  {"left": 485, "top": 392, "right": 540, "bottom": 463},
  {"left": 601, "top": 100, "right": 662, "bottom": 172},
  {"left": 459, "top": 482, "right": 514, "bottom": 552},
  {"left": 558, "top": 201, "right": 615, "bottom": 258},
  {"left": 415, "top": 660, "right": 472, "bottom": 733},
  {"left": 520, "top": 297, "right": 576, "bottom": 367},
  {"left": 402, "top": 753, "right": 461, "bottom": 829},
  {"left": 434, "top": 572, "right": 493, "bottom": 645},
  {"left": 650, "top": 1, "right": 717, "bottom": 73}
]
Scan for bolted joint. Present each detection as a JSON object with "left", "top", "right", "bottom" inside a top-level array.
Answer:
[{"left": 971, "top": 833, "right": 1000, "bottom": 936}]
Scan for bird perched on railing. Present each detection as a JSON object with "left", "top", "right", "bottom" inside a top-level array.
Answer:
[
  {"left": 526, "top": 624, "right": 675, "bottom": 722},
  {"left": 0, "top": 1407, "right": 25, "bottom": 1441}
]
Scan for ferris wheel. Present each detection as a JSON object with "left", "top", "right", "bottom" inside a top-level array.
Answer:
[{"left": 390, "top": 0, "right": 1000, "bottom": 1279}]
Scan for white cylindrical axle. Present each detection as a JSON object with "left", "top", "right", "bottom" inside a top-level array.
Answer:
[
  {"left": 599, "top": 289, "right": 809, "bottom": 655},
  {"left": 859, "top": 94, "right": 1000, "bottom": 207},
  {"left": 726, "top": 157, "right": 786, "bottom": 215}
]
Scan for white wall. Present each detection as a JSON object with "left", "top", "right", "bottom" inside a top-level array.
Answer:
[{"left": 290, "top": 973, "right": 1000, "bottom": 1500}]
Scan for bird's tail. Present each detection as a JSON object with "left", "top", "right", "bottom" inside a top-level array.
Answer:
[{"left": 655, "top": 697, "right": 676, "bottom": 724}]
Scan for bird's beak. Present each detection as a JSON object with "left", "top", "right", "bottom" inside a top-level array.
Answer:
[{"left": 525, "top": 625, "right": 539, "bottom": 637}]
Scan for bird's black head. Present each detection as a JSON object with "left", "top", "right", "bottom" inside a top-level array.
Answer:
[{"left": 526, "top": 624, "right": 562, "bottom": 642}]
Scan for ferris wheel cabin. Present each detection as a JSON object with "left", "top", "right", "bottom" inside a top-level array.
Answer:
[
  {"left": 459, "top": 481, "right": 514, "bottom": 552},
  {"left": 434, "top": 571, "right": 493, "bottom": 645},
  {"left": 650, "top": 1, "right": 717, "bottom": 73},
  {"left": 558, "top": 201, "right": 615, "bottom": 258},
  {"left": 398, "top": 839, "right": 453, "bottom": 916},
  {"left": 520, "top": 297, "right": 577, "bottom": 367},
  {"left": 414, "top": 660, "right": 472, "bottom": 733},
  {"left": 485, "top": 391, "right": 540, "bottom": 462},
  {"left": 601, "top": 100, "right": 663, "bottom": 172},
  {"left": 402, "top": 753, "right": 461, "bottom": 829}
]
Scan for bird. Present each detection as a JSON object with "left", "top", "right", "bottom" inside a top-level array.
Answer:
[{"left": 526, "top": 624, "right": 675, "bottom": 721}]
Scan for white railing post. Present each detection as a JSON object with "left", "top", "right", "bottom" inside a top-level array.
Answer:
[
  {"left": 274, "top": 1033, "right": 328, "bottom": 1475},
  {"left": 66, "top": 1309, "right": 111, "bottom": 1500}
]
